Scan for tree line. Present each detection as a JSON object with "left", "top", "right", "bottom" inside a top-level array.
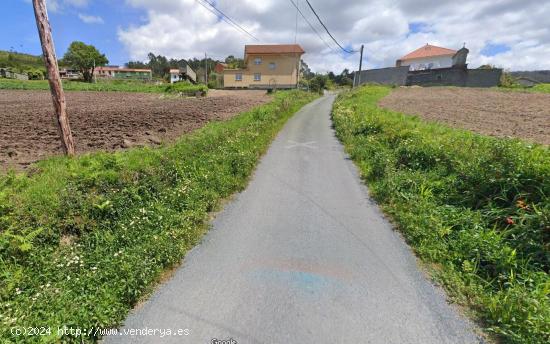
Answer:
[{"left": 39, "top": 40, "right": 355, "bottom": 86}]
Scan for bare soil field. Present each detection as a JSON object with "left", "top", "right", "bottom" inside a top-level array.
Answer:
[
  {"left": 0, "top": 89, "right": 270, "bottom": 170},
  {"left": 379, "top": 87, "right": 550, "bottom": 145}
]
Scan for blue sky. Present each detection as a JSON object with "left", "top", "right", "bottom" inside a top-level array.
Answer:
[
  {"left": 1, "top": 1, "right": 549, "bottom": 72},
  {"left": 2, "top": 1, "right": 144, "bottom": 65}
]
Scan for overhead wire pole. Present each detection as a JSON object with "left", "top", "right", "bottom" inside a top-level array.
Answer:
[
  {"left": 357, "top": 44, "right": 364, "bottom": 87},
  {"left": 32, "top": 0, "right": 75, "bottom": 155},
  {"left": 205, "top": 52, "right": 208, "bottom": 84}
]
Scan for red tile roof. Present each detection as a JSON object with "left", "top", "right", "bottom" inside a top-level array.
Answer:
[
  {"left": 245, "top": 44, "right": 305, "bottom": 55},
  {"left": 398, "top": 44, "right": 457, "bottom": 61}
]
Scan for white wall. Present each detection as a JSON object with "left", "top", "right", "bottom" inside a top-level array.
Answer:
[{"left": 401, "top": 56, "right": 453, "bottom": 71}]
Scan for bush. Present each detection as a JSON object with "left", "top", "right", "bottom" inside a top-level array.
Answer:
[
  {"left": 333, "top": 86, "right": 550, "bottom": 343},
  {"left": 164, "top": 81, "right": 208, "bottom": 96},
  {"left": 500, "top": 72, "right": 520, "bottom": 88},
  {"left": 309, "top": 75, "right": 329, "bottom": 94}
]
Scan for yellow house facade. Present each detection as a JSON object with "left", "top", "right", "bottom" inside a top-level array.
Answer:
[{"left": 224, "top": 44, "right": 305, "bottom": 89}]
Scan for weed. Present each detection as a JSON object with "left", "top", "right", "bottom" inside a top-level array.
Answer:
[
  {"left": 0, "top": 90, "right": 318, "bottom": 343},
  {"left": 332, "top": 85, "right": 549, "bottom": 343}
]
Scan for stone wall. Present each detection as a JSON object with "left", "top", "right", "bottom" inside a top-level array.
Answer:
[
  {"left": 353, "top": 66, "right": 410, "bottom": 86},
  {"left": 407, "top": 68, "right": 502, "bottom": 87},
  {"left": 353, "top": 66, "right": 502, "bottom": 88},
  {"left": 510, "top": 71, "right": 550, "bottom": 83}
]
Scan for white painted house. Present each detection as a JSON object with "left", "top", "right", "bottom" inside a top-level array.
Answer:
[
  {"left": 169, "top": 65, "right": 197, "bottom": 84},
  {"left": 396, "top": 44, "right": 458, "bottom": 71}
]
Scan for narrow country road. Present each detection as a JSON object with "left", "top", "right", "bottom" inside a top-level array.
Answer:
[{"left": 105, "top": 94, "right": 480, "bottom": 344}]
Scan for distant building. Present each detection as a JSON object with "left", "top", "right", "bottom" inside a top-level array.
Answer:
[
  {"left": 59, "top": 69, "right": 81, "bottom": 80},
  {"left": 0, "top": 68, "right": 29, "bottom": 80},
  {"left": 397, "top": 44, "right": 467, "bottom": 71},
  {"left": 223, "top": 44, "right": 305, "bottom": 89},
  {"left": 169, "top": 65, "right": 197, "bottom": 84},
  {"left": 94, "top": 66, "right": 152, "bottom": 80},
  {"left": 214, "top": 62, "right": 228, "bottom": 73}
]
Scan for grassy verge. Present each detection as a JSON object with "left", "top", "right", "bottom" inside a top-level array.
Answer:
[
  {"left": 332, "top": 86, "right": 549, "bottom": 343},
  {"left": 0, "top": 78, "right": 207, "bottom": 95},
  {"left": 0, "top": 90, "right": 318, "bottom": 343},
  {"left": 498, "top": 83, "right": 550, "bottom": 94}
]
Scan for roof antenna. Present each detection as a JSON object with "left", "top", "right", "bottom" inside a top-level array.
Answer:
[{"left": 463, "top": 42, "right": 466, "bottom": 48}]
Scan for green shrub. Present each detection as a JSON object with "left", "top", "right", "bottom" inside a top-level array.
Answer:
[
  {"left": 164, "top": 81, "right": 208, "bottom": 96},
  {"left": 0, "top": 90, "right": 318, "bottom": 343},
  {"left": 532, "top": 83, "right": 550, "bottom": 93},
  {"left": 333, "top": 86, "right": 550, "bottom": 343}
]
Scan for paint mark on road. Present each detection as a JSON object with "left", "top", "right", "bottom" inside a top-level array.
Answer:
[{"left": 285, "top": 140, "right": 317, "bottom": 149}]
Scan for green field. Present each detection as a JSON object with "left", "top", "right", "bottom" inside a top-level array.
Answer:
[
  {"left": 0, "top": 90, "right": 317, "bottom": 343},
  {"left": 333, "top": 86, "right": 549, "bottom": 343},
  {"left": 0, "top": 79, "right": 207, "bottom": 95}
]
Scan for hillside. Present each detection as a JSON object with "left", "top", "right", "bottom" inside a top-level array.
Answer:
[{"left": 0, "top": 50, "right": 45, "bottom": 70}]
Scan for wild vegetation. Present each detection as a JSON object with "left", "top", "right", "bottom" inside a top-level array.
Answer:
[
  {"left": 164, "top": 80, "right": 208, "bottom": 96},
  {"left": 497, "top": 71, "right": 550, "bottom": 93},
  {"left": 0, "top": 90, "right": 317, "bottom": 343},
  {"left": 333, "top": 86, "right": 549, "bottom": 343},
  {"left": 0, "top": 78, "right": 207, "bottom": 95},
  {"left": 0, "top": 50, "right": 46, "bottom": 79}
]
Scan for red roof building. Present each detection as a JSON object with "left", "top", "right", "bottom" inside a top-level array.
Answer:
[{"left": 396, "top": 44, "right": 459, "bottom": 71}]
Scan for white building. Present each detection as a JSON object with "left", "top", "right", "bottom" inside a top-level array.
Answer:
[
  {"left": 396, "top": 44, "right": 458, "bottom": 71},
  {"left": 169, "top": 66, "right": 197, "bottom": 84}
]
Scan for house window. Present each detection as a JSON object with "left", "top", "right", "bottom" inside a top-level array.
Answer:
[
  {"left": 268, "top": 62, "right": 276, "bottom": 70},
  {"left": 254, "top": 73, "right": 261, "bottom": 81},
  {"left": 254, "top": 57, "right": 262, "bottom": 65},
  {"left": 235, "top": 73, "right": 243, "bottom": 81}
]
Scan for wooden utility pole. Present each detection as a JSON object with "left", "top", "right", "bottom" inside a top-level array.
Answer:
[
  {"left": 32, "top": 0, "right": 75, "bottom": 155},
  {"left": 204, "top": 53, "right": 208, "bottom": 84},
  {"left": 357, "top": 44, "right": 364, "bottom": 87}
]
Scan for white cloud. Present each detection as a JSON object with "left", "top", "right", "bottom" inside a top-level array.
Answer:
[
  {"left": 78, "top": 13, "right": 104, "bottom": 24},
  {"left": 44, "top": 0, "right": 90, "bottom": 13},
  {"left": 118, "top": 0, "right": 550, "bottom": 72}
]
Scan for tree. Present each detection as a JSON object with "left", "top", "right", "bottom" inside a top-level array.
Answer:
[
  {"left": 62, "top": 41, "right": 108, "bottom": 82},
  {"left": 224, "top": 55, "right": 244, "bottom": 69},
  {"left": 300, "top": 60, "right": 314, "bottom": 80},
  {"left": 126, "top": 60, "right": 148, "bottom": 69}
]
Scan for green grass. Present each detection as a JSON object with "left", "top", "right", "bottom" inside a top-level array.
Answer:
[
  {"left": 532, "top": 83, "right": 550, "bottom": 93},
  {"left": 0, "top": 78, "right": 207, "bottom": 95},
  {"left": 0, "top": 90, "right": 318, "bottom": 343},
  {"left": 332, "top": 86, "right": 549, "bottom": 343},
  {"left": 498, "top": 83, "right": 550, "bottom": 94}
]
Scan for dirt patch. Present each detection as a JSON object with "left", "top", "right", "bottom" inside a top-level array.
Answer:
[
  {"left": 0, "top": 89, "right": 270, "bottom": 170},
  {"left": 378, "top": 87, "right": 550, "bottom": 145}
]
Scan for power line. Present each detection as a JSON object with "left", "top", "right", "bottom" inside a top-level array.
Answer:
[
  {"left": 195, "top": 0, "right": 259, "bottom": 41},
  {"left": 303, "top": 0, "right": 357, "bottom": 54},
  {"left": 288, "top": 0, "right": 336, "bottom": 53},
  {"left": 294, "top": 0, "right": 299, "bottom": 43}
]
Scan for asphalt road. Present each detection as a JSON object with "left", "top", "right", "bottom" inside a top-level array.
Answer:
[{"left": 104, "top": 94, "right": 480, "bottom": 344}]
